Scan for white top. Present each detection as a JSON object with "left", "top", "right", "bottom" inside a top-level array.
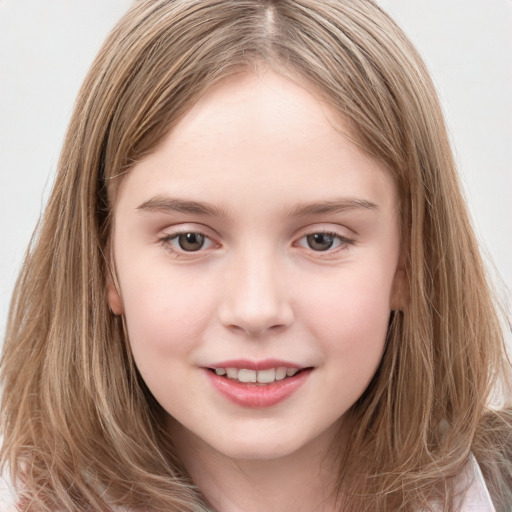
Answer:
[
  {"left": 454, "top": 454, "right": 496, "bottom": 511},
  {"left": 0, "top": 454, "right": 496, "bottom": 511},
  {"left": 422, "top": 454, "right": 496, "bottom": 512}
]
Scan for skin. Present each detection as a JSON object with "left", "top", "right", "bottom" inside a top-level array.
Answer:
[{"left": 107, "top": 69, "right": 404, "bottom": 511}]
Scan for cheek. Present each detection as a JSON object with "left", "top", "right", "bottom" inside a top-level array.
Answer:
[
  {"left": 300, "top": 264, "right": 394, "bottom": 357},
  {"left": 119, "top": 266, "right": 218, "bottom": 358}
]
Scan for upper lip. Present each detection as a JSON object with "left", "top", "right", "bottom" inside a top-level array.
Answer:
[{"left": 205, "top": 359, "right": 307, "bottom": 371}]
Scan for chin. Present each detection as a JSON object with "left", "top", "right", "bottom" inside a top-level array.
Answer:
[
  {"left": 214, "top": 439, "right": 301, "bottom": 461},
  {"left": 205, "top": 422, "right": 332, "bottom": 462}
]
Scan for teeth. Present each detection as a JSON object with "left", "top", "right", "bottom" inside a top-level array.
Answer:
[
  {"left": 238, "top": 369, "right": 257, "bottom": 383},
  {"left": 226, "top": 368, "right": 238, "bottom": 379},
  {"left": 276, "top": 367, "right": 287, "bottom": 381},
  {"left": 214, "top": 366, "right": 301, "bottom": 384},
  {"left": 257, "top": 368, "right": 275, "bottom": 383}
]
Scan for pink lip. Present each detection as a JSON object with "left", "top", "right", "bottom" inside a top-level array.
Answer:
[
  {"left": 204, "top": 366, "right": 312, "bottom": 408},
  {"left": 206, "top": 359, "right": 304, "bottom": 371}
]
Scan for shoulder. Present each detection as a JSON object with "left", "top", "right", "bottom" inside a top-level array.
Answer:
[
  {"left": 0, "top": 471, "right": 135, "bottom": 512},
  {"left": 425, "top": 454, "right": 496, "bottom": 512},
  {"left": 0, "top": 470, "right": 19, "bottom": 511},
  {"left": 454, "top": 453, "right": 496, "bottom": 511}
]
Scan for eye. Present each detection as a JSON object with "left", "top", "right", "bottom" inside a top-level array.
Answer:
[
  {"left": 296, "top": 232, "right": 352, "bottom": 252},
  {"left": 161, "top": 231, "right": 215, "bottom": 253},
  {"left": 176, "top": 232, "right": 206, "bottom": 251},
  {"left": 305, "top": 233, "right": 336, "bottom": 251}
]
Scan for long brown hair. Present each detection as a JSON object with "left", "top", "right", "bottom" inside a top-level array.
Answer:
[{"left": 2, "top": 1, "right": 511, "bottom": 510}]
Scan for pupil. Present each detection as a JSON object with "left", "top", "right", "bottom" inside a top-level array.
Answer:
[
  {"left": 307, "top": 233, "right": 334, "bottom": 251},
  {"left": 178, "top": 233, "right": 205, "bottom": 251}
]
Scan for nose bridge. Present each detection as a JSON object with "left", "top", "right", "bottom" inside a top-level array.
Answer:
[{"left": 219, "top": 243, "right": 293, "bottom": 336}]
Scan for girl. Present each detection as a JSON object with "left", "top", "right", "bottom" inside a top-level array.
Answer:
[{"left": 1, "top": 1, "right": 511, "bottom": 510}]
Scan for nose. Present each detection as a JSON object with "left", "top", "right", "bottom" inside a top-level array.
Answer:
[{"left": 218, "top": 250, "right": 294, "bottom": 337}]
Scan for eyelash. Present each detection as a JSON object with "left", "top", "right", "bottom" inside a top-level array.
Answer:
[{"left": 159, "top": 229, "right": 355, "bottom": 257}]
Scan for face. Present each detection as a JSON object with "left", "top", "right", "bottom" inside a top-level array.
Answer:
[{"left": 108, "top": 70, "right": 403, "bottom": 462}]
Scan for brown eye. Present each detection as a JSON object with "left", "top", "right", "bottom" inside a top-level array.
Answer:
[
  {"left": 177, "top": 233, "right": 205, "bottom": 251},
  {"left": 306, "top": 233, "right": 335, "bottom": 251}
]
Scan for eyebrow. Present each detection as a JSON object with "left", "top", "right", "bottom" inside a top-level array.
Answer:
[
  {"left": 137, "top": 195, "right": 377, "bottom": 218},
  {"left": 287, "top": 197, "right": 378, "bottom": 216},
  {"left": 137, "top": 196, "right": 228, "bottom": 217}
]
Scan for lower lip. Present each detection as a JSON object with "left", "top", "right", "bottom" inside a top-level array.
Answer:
[{"left": 205, "top": 369, "right": 312, "bottom": 408}]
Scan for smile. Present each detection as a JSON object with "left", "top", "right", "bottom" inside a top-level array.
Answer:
[
  {"left": 212, "top": 367, "right": 300, "bottom": 384},
  {"left": 204, "top": 362, "right": 313, "bottom": 408}
]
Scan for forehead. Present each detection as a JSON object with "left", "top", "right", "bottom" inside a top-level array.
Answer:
[
  {"left": 166, "top": 69, "right": 358, "bottom": 160},
  {"left": 115, "top": 69, "right": 397, "bottom": 215}
]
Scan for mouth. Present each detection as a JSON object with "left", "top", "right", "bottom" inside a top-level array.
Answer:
[
  {"left": 207, "top": 366, "right": 309, "bottom": 385},
  {"left": 204, "top": 362, "right": 313, "bottom": 408}
]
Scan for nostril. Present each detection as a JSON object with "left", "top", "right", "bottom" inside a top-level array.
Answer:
[
  {"left": 268, "top": 323, "right": 287, "bottom": 333},
  {"left": 237, "top": 322, "right": 288, "bottom": 337}
]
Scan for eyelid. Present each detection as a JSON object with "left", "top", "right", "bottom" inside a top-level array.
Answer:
[
  {"left": 159, "top": 222, "right": 218, "bottom": 237},
  {"left": 294, "top": 223, "right": 356, "bottom": 240}
]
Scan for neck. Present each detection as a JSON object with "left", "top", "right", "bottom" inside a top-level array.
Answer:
[{"left": 170, "top": 421, "right": 346, "bottom": 512}]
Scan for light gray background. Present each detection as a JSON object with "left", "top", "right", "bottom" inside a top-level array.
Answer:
[{"left": 1, "top": 1, "right": 511, "bottom": 341}]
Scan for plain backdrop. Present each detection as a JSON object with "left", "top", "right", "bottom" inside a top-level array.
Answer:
[{"left": 0, "top": 0, "right": 511, "bottom": 342}]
